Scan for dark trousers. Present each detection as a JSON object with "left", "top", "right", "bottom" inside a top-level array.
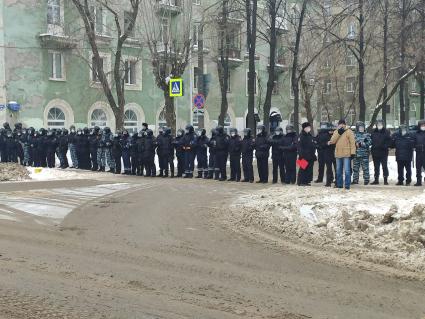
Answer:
[
  {"left": 184, "top": 151, "right": 195, "bottom": 176},
  {"left": 216, "top": 151, "right": 228, "bottom": 179},
  {"left": 59, "top": 148, "right": 69, "bottom": 168},
  {"left": 113, "top": 155, "right": 122, "bottom": 173},
  {"left": 143, "top": 155, "right": 155, "bottom": 176},
  {"left": 176, "top": 153, "right": 184, "bottom": 177},
  {"left": 325, "top": 160, "right": 335, "bottom": 185},
  {"left": 298, "top": 160, "right": 314, "bottom": 185},
  {"left": 397, "top": 160, "right": 412, "bottom": 183},
  {"left": 131, "top": 155, "right": 138, "bottom": 175},
  {"left": 256, "top": 156, "right": 269, "bottom": 182},
  {"left": 0, "top": 147, "right": 6, "bottom": 162},
  {"left": 159, "top": 156, "right": 174, "bottom": 176},
  {"left": 196, "top": 153, "right": 208, "bottom": 177},
  {"left": 46, "top": 150, "right": 56, "bottom": 168},
  {"left": 208, "top": 153, "right": 216, "bottom": 178},
  {"left": 416, "top": 154, "right": 425, "bottom": 182},
  {"left": 372, "top": 155, "right": 389, "bottom": 179},
  {"left": 90, "top": 148, "right": 98, "bottom": 170},
  {"left": 317, "top": 150, "right": 325, "bottom": 181},
  {"left": 229, "top": 154, "right": 241, "bottom": 181},
  {"left": 283, "top": 155, "right": 297, "bottom": 184},
  {"left": 122, "top": 150, "right": 131, "bottom": 173},
  {"left": 272, "top": 157, "right": 285, "bottom": 183},
  {"left": 242, "top": 155, "right": 254, "bottom": 182}
]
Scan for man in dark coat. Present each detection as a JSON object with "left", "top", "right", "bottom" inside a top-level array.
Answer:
[
  {"left": 241, "top": 128, "right": 255, "bottom": 183},
  {"left": 270, "top": 127, "right": 285, "bottom": 184},
  {"left": 228, "top": 128, "right": 242, "bottom": 182},
  {"left": 254, "top": 124, "right": 270, "bottom": 183},
  {"left": 281, "top": 125, "right": 298, "bottom": 184},
  {"left": 195, "top": 129, "right": 209, "bottom": 178},
  {"left": 58, "top": 128, "right": 69, "bottom": 169},
  {"left": 182, "top": 124, "right": 197, "bottom": 178},
  {"left": 414, "top": 120, "right": 425, "bottom": 186},
  {"left": 297, "top": 122, "right": 317, "bottom": 186},
  {"left": 315, "top": 122, "right": 331, "bottom": 183},
  {"left": 173, "top": 129, "right": 185, "bottom": 177},
  {"left": 391, "top": 125, "right": 414, "bottom": 186},
  {"left": 371, "top": 119, "right": 392, "bottom": 185},
  {"left": 214, "top": 126, "right": 229, "bottom": 181},
  {"left": 207, "top": 129, "right": 217, "bottom": 179}
]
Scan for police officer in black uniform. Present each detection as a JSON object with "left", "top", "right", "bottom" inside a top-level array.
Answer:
[
  {"left": 281, "top": 125, "right": 298, "bottom": 184},
  {"left": 270, "top": 127, "right": 285, "bottom": 184},
  {"left": 228, "top": 128, "right": 242, "bottom": 182},
  {"left": 195, "top": 129, "right": 209, "bottom": 178},
  {"left": 241, "top": 128, "right": 255, "bottom": 183},
  {"left": 297, "top": 122, "right": 317, "bottom": 186},
  {"left": 414, "top": 120, "right": 425, "bottom": 186},
  {"left": 254, "top": 124, "right": 270, "bottom": 183},
  {"left": 215, "top": 126, "right": 229, "bottom": 181}
]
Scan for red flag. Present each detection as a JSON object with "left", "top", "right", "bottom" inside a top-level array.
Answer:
[{"left": 296, "top": 158, "right": 309, "bottom": 170}]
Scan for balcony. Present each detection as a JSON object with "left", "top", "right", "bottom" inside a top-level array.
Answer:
[
  {"left": 155, "top": 0, "right": 182, "bottom": 15},
  {"left": 268, "top": 53, "right": 287, "bottom": 73},
  {"left": 228, "top": 48, "right": 243, "bottom": 67},
  {"left": 39, "top": 31, "right": 77, "bottom": 49}
]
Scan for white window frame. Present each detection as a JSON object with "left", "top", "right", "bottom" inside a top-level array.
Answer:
[
  {"left": 124, "top": 109, "right": 139, "bottom": 133},
  {"left": 90, "top": 108, "right": 108, "bottom": 128},
  {"left": 46, "top": 106, "right": 66, "bottom": 129},
  {"left": 47, "top": 0, "right": 64, "bottom": 35},
  {"left": 346, "top": 76, "right": 356, "bottom": 93},
  {"left": 323, "top": 79, "right": 332, "bottom": 94},
  {"left": 346, "top": 50, "right": 356, "bottom": 66},
  {"left": 48, "top": 50, "right": 66, "bottom": 81},
  {"left": 193, "top": 0, "right": 201, "bottom": 5},
  {"left": 192, "top": 109, "right": 205, "bottom": 130},
  {"left": 90, "top": 52, "right": 111, "bottom": 88},
  {"left": 347, "top": 23, "right": 356, "bottom": 39},
  {"left": 90, "top": 5, "right": 107, "bottom": 36},
  {"left": 245, "top": 70, "right": 258, "bottom": 96},
  {"left": 123, "top": 56, "right": 142, "bottom": 91},
  {"left": 272, "top": 79, "right": 279, "bottom": 95},
  {"left": 158, "top": 108, "right": 167, "bottom": 129},
  {"left": 223, "top": 113, "right": 232, "bottom": 134},
  {"left": 124, "top": 11, "right": 135, "bottom": 38},
  {"left": 159, "top": 17, "right": 169, "bottom": 44},
  {"left": 192, "top": 23, "right": 199, "bottom": 47}
]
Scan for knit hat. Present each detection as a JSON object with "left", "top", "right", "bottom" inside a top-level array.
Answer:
[
  {"left": 338, "top": 119, "right": 346, "bottom": 125},
  {"left": 301, "top": 122, "right": 311, "bottom": 129}
]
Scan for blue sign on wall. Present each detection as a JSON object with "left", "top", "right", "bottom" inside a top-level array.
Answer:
[
  {"left": 0, "top": 104, "right": 5, "bottom": 111},
  {"left": 7, "top": 102, "right": 21, "bottom": 112}
]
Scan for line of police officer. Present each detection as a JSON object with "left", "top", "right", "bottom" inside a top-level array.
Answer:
[{"left": 2, "top": 120, "right": 425, "bottom": 186}]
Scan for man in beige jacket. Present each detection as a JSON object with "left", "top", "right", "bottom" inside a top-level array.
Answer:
[{"left": 329, "top": 119, "right": 356, "bottom": 189}]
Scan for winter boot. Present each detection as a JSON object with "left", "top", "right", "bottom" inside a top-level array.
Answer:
[
  {"left": 196, "top": 171, "right": 203, "bottom": 178},
  {"left": 384, "top": 177, "right": 389, "bottom": 185},
  {"left": 371, "top": 179, "right": 379, "bottom": 185},
  {"left": 396, "top": 181, "right": 403, "bottom": 186},
  {"left": 364, "top": 181, "right": 369, "bottom": 185},
  {"left": 351, "top": 180, "right": 359, "bottom": 185},
  {"left": 414, "top": 181, "right": 422, "bottom": 186}
]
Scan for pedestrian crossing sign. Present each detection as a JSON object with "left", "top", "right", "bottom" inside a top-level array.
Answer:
[{"left": 169, "top": 78, "right": 183, "bottom": 97}]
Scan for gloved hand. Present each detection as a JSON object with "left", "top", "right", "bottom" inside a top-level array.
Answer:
[
  {"left": 338, "top": 127, "right": 345, "bottom": 135},
  {"left": 351, "top": 154, "right": 355, "bottom": 159}
]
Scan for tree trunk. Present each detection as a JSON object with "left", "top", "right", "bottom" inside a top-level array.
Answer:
[
  {"left": 300, "top": 74, "right": 314, "bottom": 133},
  {"left": 263, "top": 0, "right": 277, "bottom": 133},
  {"left": 217, "top": 0, "right": 229, "bottom": 127},
  {"left": 164, "top": 91, "right": 176, "bottom": 133},
  {"left": 291, "top": 0, "right": 308, "bottom": 133},
  {"left": 358, "top": 0, "right": 366, "bottom": 122},
  {"left": 419, "top": 75, "right": 425, "bottom": 119},
  {"left": 405, "top": 84, "right": 410, "bottom": 125},
  {"left": 246, "top": 0, "right": 258, "bottom": 133},
  {"left": 381, "top": 0, "right": 388, "bottom": 124},
  {"left": 399, "top": 0, "right": 407, "bottom": 125}
]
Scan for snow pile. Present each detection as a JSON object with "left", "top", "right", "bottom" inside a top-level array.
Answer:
[
  {"left": 228, "top": 186, "right": 425, "bottom": 275},
  {"left": 27, "top": 167, "right": 105, "bottom": 181},
  {"left": 0, "top": 163, "right": 30, "bottom": 181}
]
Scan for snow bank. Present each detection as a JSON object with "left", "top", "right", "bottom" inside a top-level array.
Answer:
[
  {"left": 27, "top": 167, "right": 108, "bottom": 181},
  {"left": 227, "top": 185, "right": 425, "bottom": 276},
  {"left": 0, "top": 163, "right": 30, "bottom": 181}
]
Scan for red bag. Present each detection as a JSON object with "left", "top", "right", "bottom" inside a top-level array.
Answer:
[{"left": 296, "top": 158, "right": 309, "bottom": 170}]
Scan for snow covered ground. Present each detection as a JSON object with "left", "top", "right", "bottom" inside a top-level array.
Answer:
[{"left": 227, "top": 184, "right": 425, "bottom": 276}]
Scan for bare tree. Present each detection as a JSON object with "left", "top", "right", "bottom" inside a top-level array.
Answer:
[
  {"left": 70, "top": 0, "right": 141, "bottom": 130},
  {"left": 141, "top": 0, "right": 192, "bottom": 133}
]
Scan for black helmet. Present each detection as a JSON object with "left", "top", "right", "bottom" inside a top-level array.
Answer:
[
  {"left": 94, "top": 126, "right": 100, "bottom": 133},
  {"left": 104, "top": 127, "right": 111, "bottom": 134},
  {"left": 286, "top": 124, "right": 295, "bottom": 133},
  {"left": 63, "top": 128, "right": 69, "bottom": 135},
  {"left": 185, "top": 124, "right": 194, "bottom": 134},
  {"left": 3, "top": 122, "right": 10, "bottom": 130},
  {"left": 177, "top": 129, "right": 184, "bottom": 137},
  {"left": 146, "top": 129, "right": 153, "bottom": 136},
  {"left": 229, "top": 128, "right": 238, "bottom": 136},
  {"left": 200, "top": 129, "right": 206, "bottom": 136},
  {"left": 142, "top": 122, "right": 148, "bottom": 130},
  {"left": 256, "top": 124, "right": 266, "bottom": 134},
  {"left": 417, "top": 119, "right": 425, "bottom": 128},
  {"left": 210, "top": 128, "right": 217, "bottom": 137},
  {"left": 216, "top": 126, "right": 224, "bottom": 135},
  {"left": 243, "top": 128, "right": 251, "bottom": 137},
  {"left": 275, "top": 127, "right": 283, "bottom": 135},
  {"left": 164, "top": 127, "right": 171, "bottom": 136},
  {"left": 355, "top": 121, "right": 365, "bottom": 132},
  {"left": 375, "top": 119, "right": 385, "bottom": 129},
  {"left": 319, "top": 122, "right": 330, "bottom": 130}
]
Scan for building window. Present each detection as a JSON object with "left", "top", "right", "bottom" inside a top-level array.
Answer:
[
  {"left": 272, "top": 80, "right": 279, "bottom": 95},
  {"left": 346, "top": 50, "right": 356, "bottom": 66},
  {"left": 347, "top": 108, "right": 355, "bottom": 125},
  {"left": 192, "top": 23, "right": 199, "bottom": 46},
  {"left": 323, "top": 0, "right": 332, "bottom": 16},
  {"left": 90, "top": 6, "right": 105, "bottom": 35},
  {"left": 160, "top": 18, "right": 169, "bottom": 44},
  {"left": 323, "top": 79, "right": 332, "bottom": 94},
  {"left": 158, "top": 108, "right": 167, "bottom": 129},
  {"left": 223, "top": 113, "right": 232, "bottom": 134},
  {"left": 193, "top": 109, "right": 205, "bottom": 130},
  {"left": 47, "top": 0, "right": 61, "bottom": 25},
  {"left": 347, "top": 23, "right": 356, "bottom": 39},
  {"left": 411, "top": 79, "right": 417, "bottom": 92},
  {"left": 124, "top": 60, "right": 137, "bottom": 85},
  {"left": 92, "top": 56, "right": 104, "bottom": 82},
  {"left": 324, "top": 57, "right": 331, "bottom": 69},
  {"left": 48, "top": 51, "right": 64, "bottom": 80},
  {"left": 193, "top": 66, "right": 199, "bottom": 89},
  {"left": 90, "top": 109, "right": 108, "bottom": 128},
  {"left": 321, "top": 108, "right": 329, "bottom": 121},
  {"left": 124, "top": 11, "right": 135, "bottom": 38},
  {"left": 346, "top": 76, "right": 356, "bottom": 93},
  {"left": 246, "top": 70, "right": 258, "bottom": 96},
  {"left": 47, "top": 107, "right": 66, "bottom": 129},
  {"left": 193, "top": 0, "right": 201, "bottom": 5},
  {"left": 124, "top": 109, "right": 138, "bottom": 133}
]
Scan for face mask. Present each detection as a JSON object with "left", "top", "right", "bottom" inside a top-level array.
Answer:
[
  {"left": 231, "top": 132, "right": 235, "bottom": 137},
  {"left": 421, "top": 126, "right": 425, "bottom": 131},
  {"left": 276, "top": 131, "right": 282, "bottom": 135},
  {"left": 377, "top": 125, "right": 384, "bottom": 130},
  {"left": 401, "top": 130, "right": 407, "bottom": 136},
  {"left": 185, "top": 129, "right": 189, "bottom": 134},
  {"left": 177, "top": 132, "right": 182, "bottom": 137},
  {"left": 257, "top": 130, "right": 262, "bottom": 135},
  {"left": 304, "top": 127, "right": 311, "bottom": 133},
  {"left": 358, "top": 127, "right": 365, "bottom": 133},
  {"left": 71, "top": 129, "right": 75, "bottom": 133},
  {"left": 286, "top": 130, "right": 293, "bottom": 134},
  {"left": 77, "top": 132, "right": 82, "bottom": 135}
]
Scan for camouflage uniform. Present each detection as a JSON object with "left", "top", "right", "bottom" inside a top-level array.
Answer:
[
  {"left": 98, "top": 128, "right": 115, "bottom": 171},
  {"left": 352, "top": 128, "right": 371, "bottom": 184}
]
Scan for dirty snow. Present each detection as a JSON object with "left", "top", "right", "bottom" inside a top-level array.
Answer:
[
  {"left": 0, "top": 163, "right": 30, "bottom": 181},
  {"left": 228, "top": 185, "right": 425, "bottom": 276}
]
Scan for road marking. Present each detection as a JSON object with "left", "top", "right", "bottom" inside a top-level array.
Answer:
[{"left": 0, "top": 183, "right": 148, "bottom": 221}]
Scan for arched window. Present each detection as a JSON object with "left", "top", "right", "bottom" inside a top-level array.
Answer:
[
  {"left": 158, "top": 108, "right": 167, "bottom": 129},
  {"left": 90, "top": 109, "right": 108, "bottom": 128},
  {"left": 223, "top": 113, "right": 232, "bottom": 134},
  {"left": 193, "top": 109, "right": 205, "bottom": 130},
  {"left": 47, "top": 107, "right": 66, "bottom": 129},
  {"left": 124, "top": 109, "right": 138, "bottom": 133}
]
